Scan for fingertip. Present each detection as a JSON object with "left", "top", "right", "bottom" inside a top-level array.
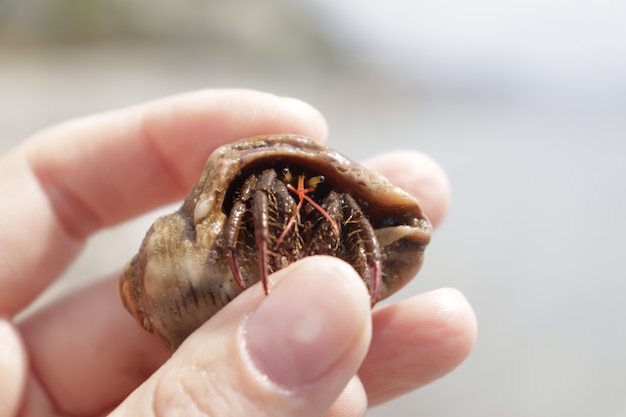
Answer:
[
  {"left": 277, "top": 95, "right": 329, "bottom": 142},
  {"left": 0, "top": 320, "right": 27, "bottom": 417},
  {"left": 362, "top": 287, "right": 476, "bottom": 405},
  {"left": 244, "top": 256, "right": 371, "bottom": 390},
  {"left": 364, "top": 151, "right": 451, "bottom": 227},
  {"left": 144, "top": 89, "right": 328, "bottom": 157},
  {"left": 378, "top": 287, "right": 477, "bottom": 366},
  {"left": 419, "top": 288, "right": 478, "bottom": 362}
]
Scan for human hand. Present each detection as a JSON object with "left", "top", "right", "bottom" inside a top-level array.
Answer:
[{"left": 0, "top": 89, "right": 477, "bottom": 417}]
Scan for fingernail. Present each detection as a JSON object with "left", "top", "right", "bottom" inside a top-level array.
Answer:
[{"left": 244, "top": 257, "right": 368, "bottom": 389}]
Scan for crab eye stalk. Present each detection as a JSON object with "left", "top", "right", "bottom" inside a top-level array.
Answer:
[
  {"left": 281, "top": 167, "right": 293, "bottom": 183},
  {"left": 308, "top": 175, "right": 325, "bottom": 188}
]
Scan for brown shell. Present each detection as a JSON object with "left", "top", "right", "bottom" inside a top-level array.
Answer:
[{"left": 119, "top": 135, "right": 432, "bottom": 350}]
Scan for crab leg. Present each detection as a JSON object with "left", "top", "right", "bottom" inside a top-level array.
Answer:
[
  {"left": 225, "top": 200, "right": 248, "bottom": 290},
  {"left": 253, "top": 169, "right": 282, "bottom": 294},
  {"left": 343, "top": 194, "right": 382, "bottom": 304},
  {"left": 225, "top": 175, "right": 257, "bottom": 290},
  {"left": 252, "top": 190, "right": 271, "bottom": 294}
]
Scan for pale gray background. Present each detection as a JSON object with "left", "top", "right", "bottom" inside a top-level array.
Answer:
[{"left": 2, "top": 1, "right": 625, "bottom": 416}]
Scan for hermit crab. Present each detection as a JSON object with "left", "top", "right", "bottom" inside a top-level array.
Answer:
[{"left": 119, "top": 135, "right": 432, "bottom": 350}]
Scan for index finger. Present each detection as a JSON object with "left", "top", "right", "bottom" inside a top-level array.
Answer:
[{"left": 0, "top": 89, "right": 327, "bottom": 314}]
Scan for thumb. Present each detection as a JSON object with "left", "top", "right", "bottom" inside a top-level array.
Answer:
[{"left": 110, "top": 256, "right": 372, "bottom": 417}]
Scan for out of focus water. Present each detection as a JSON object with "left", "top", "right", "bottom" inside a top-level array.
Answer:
[{"left": 2, "top": 1, "right": 625, "bottom": 416}]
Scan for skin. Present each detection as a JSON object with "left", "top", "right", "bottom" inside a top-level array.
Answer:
[{"left": 0, "top": 89, "right": 477, "bottom": 417}]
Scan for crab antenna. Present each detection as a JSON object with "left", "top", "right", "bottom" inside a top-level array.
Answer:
[{"left": 276, "top": 174, "right": 340, "bottom": 249}]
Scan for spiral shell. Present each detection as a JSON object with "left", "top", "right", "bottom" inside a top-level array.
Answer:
[{"left": 119, "top": 135, "right": 431, "bottom": 350}]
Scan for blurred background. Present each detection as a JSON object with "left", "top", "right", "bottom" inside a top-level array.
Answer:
[{"left": 2, "top": 0, "right": 625, "bottom": 415}]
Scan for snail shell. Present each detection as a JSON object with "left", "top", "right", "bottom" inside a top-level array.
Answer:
[{"left": 119, "top": 135, "right": 431, "bottom": 350}]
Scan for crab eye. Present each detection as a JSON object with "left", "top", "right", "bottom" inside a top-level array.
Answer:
[{"left": 281, "top": 167, "right": 292, "bottom": 183}]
